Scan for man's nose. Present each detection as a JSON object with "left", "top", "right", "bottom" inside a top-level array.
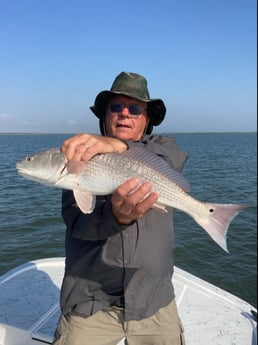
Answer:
[{"left": 120, "top": 106, "right": 130, "bottom": 116}]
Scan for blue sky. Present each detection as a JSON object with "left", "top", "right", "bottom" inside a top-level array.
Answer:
[{"left": 0, "top": 0, "right": 256, "bottom": 133}]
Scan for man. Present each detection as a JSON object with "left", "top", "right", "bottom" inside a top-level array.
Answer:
[{"left": 53, "top": 72, "right": 187, "bottom": 345}]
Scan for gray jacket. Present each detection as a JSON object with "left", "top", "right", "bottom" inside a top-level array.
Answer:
[{"left": 60, "top": 134, "right": 188, "bottom": 321}]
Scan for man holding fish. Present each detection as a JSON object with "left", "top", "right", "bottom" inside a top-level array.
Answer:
[
  {"left": 16, "top": 70, "right": 246, "bottom": 343},
  {"left": 16, "top": 71, "right": 245, "bottom": 344},
  {"left": 53, "top": 71, "right": 187, "bottom": 344}
]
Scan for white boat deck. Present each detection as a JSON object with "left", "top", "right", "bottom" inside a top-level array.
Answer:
[{"left": 0, "top": 258, "right": 256, "bottom": 345}]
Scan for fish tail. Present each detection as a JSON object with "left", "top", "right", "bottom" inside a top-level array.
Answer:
[{"left": 193, "top": 203, "right": 247, "bottom": 253}]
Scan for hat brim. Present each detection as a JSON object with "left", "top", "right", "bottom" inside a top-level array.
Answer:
[{"left": 90, "top": 90, "right": 166, "bottom": 126}]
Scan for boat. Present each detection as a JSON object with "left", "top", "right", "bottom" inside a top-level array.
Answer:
[{"left": 0, "top": 257, "right": 256, "bottom": 345}]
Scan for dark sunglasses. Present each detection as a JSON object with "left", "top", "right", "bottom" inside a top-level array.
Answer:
[{"left": 109, "top": 102, "right": 146, "bottom": 116}]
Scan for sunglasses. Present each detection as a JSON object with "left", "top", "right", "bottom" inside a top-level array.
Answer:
[{"left": 109, "top": 102, "right": 147, "bottom": 116}]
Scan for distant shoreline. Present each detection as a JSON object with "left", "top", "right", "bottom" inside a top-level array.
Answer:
[{"left": 0, "top": 131, "right": 257, "bottom": 135}]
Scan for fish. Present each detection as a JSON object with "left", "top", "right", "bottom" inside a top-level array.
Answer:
[{"left": 16, "top": 147, "right": 246, "bottom": 253}]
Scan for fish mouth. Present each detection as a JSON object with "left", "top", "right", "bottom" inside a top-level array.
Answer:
[
  {"left": 16, "top": 169, "right": 37, "bottom": 182},
  {"left": 16, "top": 166, "right": 33, "bottom": 179},
  {"left": 16, "top": 164, "right": 26, "bottom": 174}
]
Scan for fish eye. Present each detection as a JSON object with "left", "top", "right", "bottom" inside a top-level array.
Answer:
[{"left": 26, "top": 156, "right": 33, "bottom": 162}]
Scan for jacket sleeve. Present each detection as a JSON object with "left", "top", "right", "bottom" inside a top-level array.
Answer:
[
  {"left": 62, "top": 134, "right": 188, "bottom": 241},
  {"left": 126, "top": 134, "right": 188, "bottom": 172},
  {"left": 62, "top": 190, "right": 129, "bottom": 240}
]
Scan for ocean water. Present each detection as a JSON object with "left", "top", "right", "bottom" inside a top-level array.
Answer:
[{"left": 0, "top": 133, "right": 257, "bottom": 308}]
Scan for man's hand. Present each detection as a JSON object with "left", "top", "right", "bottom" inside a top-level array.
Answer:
[
  {"left": 111, "top": 178, "right": 159, "bottom": 224},
  {"left": 61, "top": 134, "right": 128, "bottom": 162}
]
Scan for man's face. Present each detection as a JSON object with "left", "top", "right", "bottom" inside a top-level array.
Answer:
[{"left": 105, "top": 95, "right": 149, "bottom": 141}]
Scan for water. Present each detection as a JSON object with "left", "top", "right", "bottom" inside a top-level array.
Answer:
[{"left": 0, "top": 133, "right": 257, "bottom": 308}]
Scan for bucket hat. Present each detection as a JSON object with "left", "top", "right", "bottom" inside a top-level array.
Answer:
[{"left": 90, "top": 72, "right": 166, "bottom": 135}]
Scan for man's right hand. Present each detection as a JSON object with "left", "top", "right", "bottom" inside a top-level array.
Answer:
[{"left": 61, "top": 134, "right": 128, "bottom": 162}]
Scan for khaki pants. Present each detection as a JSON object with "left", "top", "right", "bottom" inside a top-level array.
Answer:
[{"left": 53, "top": 299, "right": 185, "bottom": 345}]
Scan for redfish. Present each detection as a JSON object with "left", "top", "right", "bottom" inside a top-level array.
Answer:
[{"left": 16, "top": 147, "right": 246, "bottom": 253}]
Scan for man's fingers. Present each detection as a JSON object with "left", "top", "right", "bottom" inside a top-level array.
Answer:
[
  {"left": 61, "top": 134, "right": 90, "bottom": 161},
  {"left": 126, "top": 182, "right": 153, "bottom": 205},
  {"left": 112, "top": 179, "right": 159, "bottom": 224},
  {"left": 134, "top": 191, "right": 159, "bottom": 215},
  {"left": 112, "top": 178, "right": 141, "bottom": 203},
  {"left": 62, "top": 135, "right": 101, "bottom": 162},
  {"left": 61, "top": 134, "right": 127, "bottom": 162}
]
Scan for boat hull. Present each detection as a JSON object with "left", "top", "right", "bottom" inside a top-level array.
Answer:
[{"left": 0, "top": 258, "right": 256, "bottom": 345}]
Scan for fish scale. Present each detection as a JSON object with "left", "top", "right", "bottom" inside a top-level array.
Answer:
[
  {"left": 16, "top": 146, "right": 247, "bottom": 253},
  {"left": 79, "top": 152, "right": 202, "bottom": 217}
]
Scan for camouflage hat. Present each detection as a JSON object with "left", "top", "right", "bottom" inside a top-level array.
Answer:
[{"left": 90, "top": 72, "right": 166, "bottom": 134}]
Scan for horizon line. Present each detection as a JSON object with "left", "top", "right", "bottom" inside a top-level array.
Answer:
[{"left": 0, "top": 131, "right": 257, "bottom": 135}]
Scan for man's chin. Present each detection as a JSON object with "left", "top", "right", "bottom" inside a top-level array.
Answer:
[{"left": 113, "top": 127, "right": 133, "bottom": 140}]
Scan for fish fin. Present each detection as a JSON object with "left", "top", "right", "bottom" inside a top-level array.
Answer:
[
  {"left": 152, "top": 203, "right": 168, "bottom": 213},
  {"left": 55, "top": 161, "right": 86, "bottom": 188},
  {"left": 193, "top": 203, "right": 247, "bottom": 253},
  {"left": 121, "top": 147, "right": 191, "bottom": 192},
  {"left": 73, "top": 190, "right": 96, "bottom": 214},
  {"left": 66, "top": 160, "right": 87, "bottom": 175}
]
